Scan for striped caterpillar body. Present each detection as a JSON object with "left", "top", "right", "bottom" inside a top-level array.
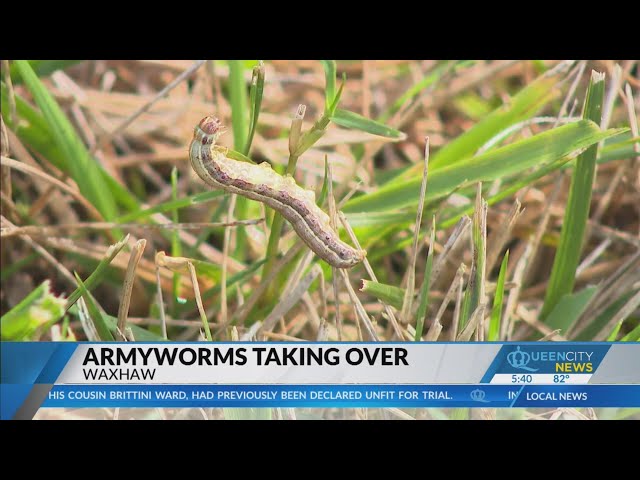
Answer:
[{"left": 189, "top": 116, "right": 366, "bottom": 269}]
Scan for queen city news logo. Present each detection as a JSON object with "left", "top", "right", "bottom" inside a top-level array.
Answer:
[
  {"left": 507, "top": 347, "right": 539, "bottom": 372},
  {"left": 506, "top": 346, "right": 594, "bottom": 373}
]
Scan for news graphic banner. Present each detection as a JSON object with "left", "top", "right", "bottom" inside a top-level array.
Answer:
[{"left": 2, "top": 342, "right": 639, "bottom": 419}]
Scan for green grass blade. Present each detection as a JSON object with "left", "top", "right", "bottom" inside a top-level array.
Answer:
[
  {"left": 13, "top": 60, "right": 119, "bottom": 222},
  {"left": 346, "top": 211, "right": 415, "bottom": 228},
  {"left": 426, "top": 66, "right": 565, "bottom": 170},
  {"left": 0, "top": 280, "right": 66, "bottom": 340},
  {"left": 544, "top": 286, "right": 598, "bottom": 335},
  {"left": 343, "top": 120, "right": 625, "bottom": 214},
  {"left": 454, "top": 92, "right": 494, "bottom": 119},
  {"left": 228, "top": 60, "right": 251, "bottom": 256},
  {"left": 101, "top": 172, "right": 140, "bottom": 211},
  {"left": 77, "top": 312, "right": 166, "bottom": 341},
  {"left": 350, "top": 157, "right": 571, "bottom": 264},
  {"left": 10, "top": 60, "right": 82, "bottom": 84},
  {"left": 438, "top": 156, "right": 571, "bottom": 230},
  {"left": 415, "top": 217, "right": 436, "bottom": 340},
  {"left": 1, "top": 83, "right": 139, "bottom": 213},
  {"left": 359, "top": 280, "right": 404, "bottom": 310},
  {"left": 378, "top": 62, "right": 452, "bottom": 123},
  {"left": 63, "top": 234, "right": 130, "bottom": 312},
  {"left": 469, "top": 193, "right": 487, "bottom": 320},
  {"left": 331, "top": 108, "right": 406, "bottom": 139},
  {"left": 450, "top": 408, "right": 469, "bottom": 420},
  {"left": 228, "top": 60, "right": 249, "bottom": 153},
  {"left": 224, "top": 408, "right": 272, "bottom": 420},
  {"left": 320, "top": 60, "right": 337, "bottom": 109},
  {"left": 459, "top": 283, "right": 473, "bottom": 331},
  {"left": 60, "top": 316, "right": 71, "bottom": 339},
  {"left": 597, "top": 134, "right": 639, "bottom": 163},
  {"left": 316, "top": 156, "right": 330, "bottom": 207},
  {"left": 613, "top": 409, "right": 640, "bottom": 419},
  {"left": 246, "top": 62, "right": 265, "bottom": 155},
  {"left": 606, "top": 320, "right": 624, "bottom": 341},
  {"left": 74, "top": 273, "right": 114, "bottom": 341},
  {"left": 327, "top": 77, "right": 345, "bottom": 117},
  {"left": 541, "top": 71, "right": 606, "bottom": 319},
  {"left": 231, "top": 62, "right": 265, "bottom": 260},
  {"left": 439, "top": 140, "right": 632, "bottom": 234},
  {"left": 379, "top": 65, "right": 567, "bottom": 187},
  {"left": 1, "top": 84, "right": 64, "bottom": 163},
  {"left": 575, "top": 290, "right": 638, "bottom": 341},
  {"left": 621, "top": 323, "right": 640, "bottom": 342},
  {"left": 488, "top": 250, "right": 509, "bottom": 341}
]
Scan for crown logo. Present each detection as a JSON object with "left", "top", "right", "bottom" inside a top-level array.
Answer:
[
  {"left": 507, "top": 346, "right": 538, "bottom": 372},
  {"left": 470, "top": 389, "right": 489, "bottom": 402}
]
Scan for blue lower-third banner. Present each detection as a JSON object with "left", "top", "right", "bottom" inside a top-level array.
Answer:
[
  {"left": 2, "top": 341, "right": 639, "bottom": 418},
  {"left": 42, "top": 384, "right": 640, "bottom": 408}
]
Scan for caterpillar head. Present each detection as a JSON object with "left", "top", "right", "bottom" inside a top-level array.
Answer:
[{"left": 194, "top": 116, "right": 225, "bottom": 144}]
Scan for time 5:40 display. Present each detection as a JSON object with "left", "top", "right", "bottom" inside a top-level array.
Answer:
[{"left": 511, "top": 374, "right": 532, "bottom": 383}]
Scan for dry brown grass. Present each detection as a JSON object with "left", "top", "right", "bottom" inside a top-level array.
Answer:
[{"left": 1, "top": 60, "right": 638, "bottom": 345}]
